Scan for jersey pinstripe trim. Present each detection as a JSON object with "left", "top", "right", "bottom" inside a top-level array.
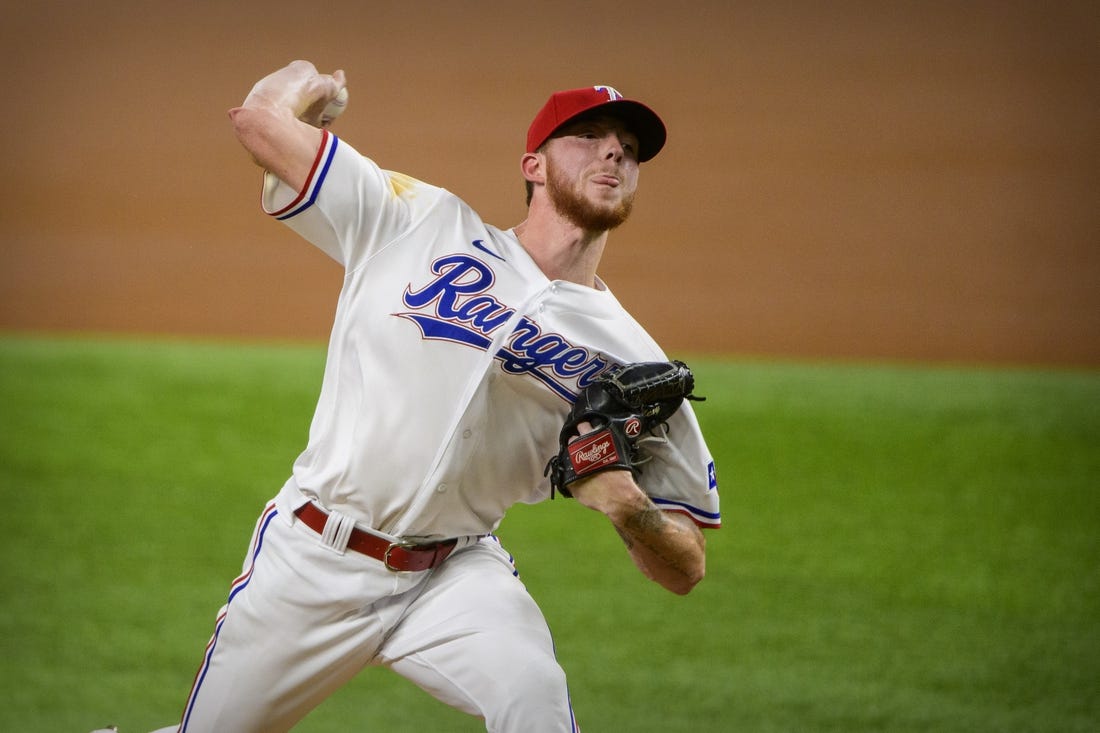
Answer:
[
  {"left": 652, "top": 496, "right": 721, "bottom": 529},
  {"left": 179, "top": 502, "right": 280, "bottom": 732},
  {"left": 267, "top": 129, "right": 340, "bottom": 221}
]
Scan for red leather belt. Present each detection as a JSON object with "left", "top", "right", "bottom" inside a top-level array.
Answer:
[{"left": 294, "top": 503, "right": 459, "bottom": 572}]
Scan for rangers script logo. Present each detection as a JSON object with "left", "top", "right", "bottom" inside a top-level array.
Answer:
[{"left": 396, "top": 253, "right": 615, "bottom": 400}]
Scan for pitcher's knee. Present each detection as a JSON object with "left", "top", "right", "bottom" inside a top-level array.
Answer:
[
  {"left": 484, "top": 656, "right": 574, "bottom": 732},
  {"left": 512, "top": 655, "right": 569, "bottom": 698}
]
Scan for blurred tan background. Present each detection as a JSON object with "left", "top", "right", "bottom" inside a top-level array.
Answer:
[{"left": 2, "top": 0, "right": 1097, "bottom": 367}]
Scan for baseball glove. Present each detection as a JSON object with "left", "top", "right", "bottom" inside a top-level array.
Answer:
[{"left": 544, "top": 360, "right": 703, "bottom": 498}]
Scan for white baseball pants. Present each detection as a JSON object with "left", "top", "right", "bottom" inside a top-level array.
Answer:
[{"left": 160, "top": 496, "right": 579, "bottom": 732}]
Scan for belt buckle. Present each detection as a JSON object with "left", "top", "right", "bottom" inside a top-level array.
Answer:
[{"left": 383, "top": 540, "right": 419, "bottom": 572}]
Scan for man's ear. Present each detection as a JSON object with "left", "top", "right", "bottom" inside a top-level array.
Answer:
[{"left": 521, "top": 152, "right": 545, "bottom": 186}]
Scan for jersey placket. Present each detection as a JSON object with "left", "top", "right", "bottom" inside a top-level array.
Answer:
[{"left": 392, "top": 283, "right": 555, "bottom": 537}]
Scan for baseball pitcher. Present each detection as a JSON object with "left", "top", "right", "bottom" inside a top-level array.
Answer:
[{"left": 137, "top": 60, "right": 720, "bottom": 733}]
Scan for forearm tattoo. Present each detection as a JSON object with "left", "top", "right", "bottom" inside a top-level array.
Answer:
[
  {"left": 615, "top": 505, "right": 667, "bottom": 550},
  {"left": 616, "top": 505, "right": 704, "bottom": 586}
]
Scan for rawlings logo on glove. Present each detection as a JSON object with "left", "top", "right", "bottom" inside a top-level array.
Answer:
[
  {"left": 569, "top": 432, "right": 620, "bottom": 472},
  {"left": 544, "top": 360, "right": 703, "bottom": 498}
]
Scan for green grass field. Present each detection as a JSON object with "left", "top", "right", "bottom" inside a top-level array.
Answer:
[{"left": 1, "top": 334, "right": 1097, "bottom": 732}]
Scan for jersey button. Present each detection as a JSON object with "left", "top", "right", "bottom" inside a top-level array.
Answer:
[
  {"left": 436, "top": 483, "right": 448, "bottom": 494},
  {"left": 462, "top": 429, "right": 472, "bottom": 439}
]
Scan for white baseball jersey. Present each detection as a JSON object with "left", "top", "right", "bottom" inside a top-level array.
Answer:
[{"left": 262, "top": 130, "right": 721, "bottom": 540}]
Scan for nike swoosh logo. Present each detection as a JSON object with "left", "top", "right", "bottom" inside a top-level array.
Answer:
[{"left": 472, "top": 239, "right": 507, "bottom": 262}]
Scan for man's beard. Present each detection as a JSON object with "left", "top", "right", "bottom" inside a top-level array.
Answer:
[{"left": 545, "top": 161, "right": 634, "bottom": 232}]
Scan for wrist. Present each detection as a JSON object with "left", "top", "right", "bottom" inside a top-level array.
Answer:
[{"left": 573, "top": 470, "right": 650, "bottom": 521}]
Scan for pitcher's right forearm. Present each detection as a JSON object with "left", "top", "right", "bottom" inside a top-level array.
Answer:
[{"left": 228, "top": 60, "right": 344, "bottom": 190}]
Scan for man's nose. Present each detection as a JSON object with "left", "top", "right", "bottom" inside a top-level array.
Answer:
[{"left": 603, "top": 134, "right": 624, "bottom": 160}]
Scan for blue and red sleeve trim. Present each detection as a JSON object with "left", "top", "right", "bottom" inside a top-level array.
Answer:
[
  {"left": 267, "top": 129, "right": 340, "bottom": 221},
  {"left": 652, "top": 497, "right": 721, "bottom": 529}
]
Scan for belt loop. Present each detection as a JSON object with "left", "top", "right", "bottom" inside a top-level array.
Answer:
[{"left": 319, "top": 507, "right": 356, "bottom": 555}]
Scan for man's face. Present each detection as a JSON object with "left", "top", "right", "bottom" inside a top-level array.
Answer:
[{"left": 543, "top": 114, "right": 641, "bottom": 232}]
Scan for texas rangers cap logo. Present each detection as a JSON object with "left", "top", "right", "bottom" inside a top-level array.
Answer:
[
  {"left": 526, "top": 84, "right": 667, "bottom": 161},
  {"left": 594, "top": 85, "right": 624, "bottom": 101}
]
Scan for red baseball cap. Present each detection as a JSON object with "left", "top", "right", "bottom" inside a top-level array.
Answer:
[{"left": 526, "top": 85, "right": 667, "bottom": 162}]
